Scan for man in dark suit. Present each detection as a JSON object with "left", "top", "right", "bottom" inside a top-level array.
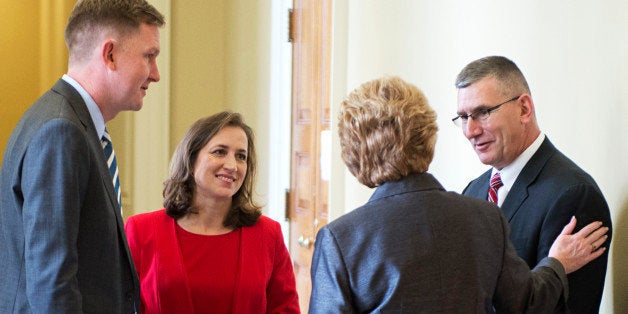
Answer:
[
  {"left": 0, "top": 1, "right": 164, "bottom": 312},
  {"left": 454, "top": 56, "right": 612, "bottom": 313},
  {"left": 309, "top": 76, "right": 608, "bottom": 313}
]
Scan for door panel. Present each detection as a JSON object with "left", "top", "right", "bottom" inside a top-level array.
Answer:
[{"left": 288, "top": 0, "right": 331, "bottom": 311}]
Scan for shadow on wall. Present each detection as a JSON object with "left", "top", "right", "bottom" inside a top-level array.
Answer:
[{"left": 613, "top": 195, "right": 628, "bottom": 311}]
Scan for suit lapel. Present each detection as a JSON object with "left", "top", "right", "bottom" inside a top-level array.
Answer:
[
  {"left": 51, "top": 79, "right": 93, "bottom": 131},
  {"left": 463, "top": 170, "right": 491, "bottom": 200},
  {"left": 501, "top": 138, "right": 557, "bottom": 221},
  {"left": 51, "top": 79, "right": 140, "bottom": 291},
  {"left": 52, "top": 79, "right": 121, "bottom": 220}
]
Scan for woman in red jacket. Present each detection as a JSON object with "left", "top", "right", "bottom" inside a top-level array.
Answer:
[{"left": 125, "top": 111, "right": 300, "bottom": 313}]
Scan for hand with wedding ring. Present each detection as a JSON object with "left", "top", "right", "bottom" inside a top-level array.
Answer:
[{"left": 548, "top": 216, "right": 609, "bottom": 274}]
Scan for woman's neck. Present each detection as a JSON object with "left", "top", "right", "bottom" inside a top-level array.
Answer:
[{"left": 177, "top": 197, "right": 234, "bottom": 235}]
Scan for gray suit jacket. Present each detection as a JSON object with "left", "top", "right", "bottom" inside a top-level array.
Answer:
[
  {"left": 463, "top": 137, "right": 612, "bottom": 314},
  {"left": 309, "top": 172, "right": 568, "bottom": 313},
  {"left": 0, "top": 79, "right": 140, "bottom": 313}
]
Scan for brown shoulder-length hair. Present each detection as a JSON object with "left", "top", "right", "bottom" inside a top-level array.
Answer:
[
  {"left": 163, "top": 111, "right": 261, "bottom": 227},
  {"left": 338, "top": 76, "right": 438, "bottom": 188}
]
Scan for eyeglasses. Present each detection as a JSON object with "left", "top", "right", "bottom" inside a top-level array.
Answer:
[{"left": 452, "top": 95, "right": 521, "bottom": 127}]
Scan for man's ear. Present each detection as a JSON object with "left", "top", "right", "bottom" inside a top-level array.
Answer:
[
  {"left": 518, "top": 94, "right": 535, "bottom": 122},
  {"left": 102, "top": 39, "right": 117, "bottom": 70}
]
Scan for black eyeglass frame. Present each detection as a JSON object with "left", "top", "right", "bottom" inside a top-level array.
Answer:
[{"left": 452, "top": 95, "right": 521, "bottom": 127}]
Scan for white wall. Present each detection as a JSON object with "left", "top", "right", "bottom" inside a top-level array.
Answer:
[{"left": 330, "top": 1, "right": 628, "bottom": 312}]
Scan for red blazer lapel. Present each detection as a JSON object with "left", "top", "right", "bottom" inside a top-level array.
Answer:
[{"left": 155, "top": 215, "right": 196, "bottom": 313}]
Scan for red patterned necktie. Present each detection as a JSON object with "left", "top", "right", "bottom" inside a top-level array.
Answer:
[{"left": 488, "top": 172, "right": 503, "bottom": 204}]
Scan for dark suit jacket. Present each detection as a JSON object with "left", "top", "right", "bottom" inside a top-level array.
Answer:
[
  {"left": 310, "top": 172, "right": 569, "bottom": 313},
  {"left": 463, "top": 137, "right": 612, "bottom": 314},
  {"left": 0, "top": 79, "right": 140, "bottom": 313}
]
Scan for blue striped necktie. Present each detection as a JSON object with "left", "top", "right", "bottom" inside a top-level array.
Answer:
[{"left": 101, "top": 129, "right": 122, "bottom": 211}]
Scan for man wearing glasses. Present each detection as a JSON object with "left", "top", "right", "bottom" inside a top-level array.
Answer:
[{"left": 453, "top": 56, "right": 612, "bottom": 313}]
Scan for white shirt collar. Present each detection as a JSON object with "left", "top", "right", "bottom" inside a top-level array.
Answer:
[
  {"left": 62, "top": 74, "right": 106, "bottom": 139},
  {"left": 491, "top": 133, "right": 545, "bottom": 206}
]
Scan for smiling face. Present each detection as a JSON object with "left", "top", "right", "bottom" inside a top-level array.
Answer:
[
  {"left": 110, "top": 23, "right": 161, "bottom": 113},
  {"left": 192, "top": 126, "right": 249, "bottom": 202},
  {"left": 457, "top": 76, "right": 536, "bottom": 170}
]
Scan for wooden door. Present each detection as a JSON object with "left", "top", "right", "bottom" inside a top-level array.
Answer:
[{"left": 288, "top": 0, "right": 332, "bottom": 311}]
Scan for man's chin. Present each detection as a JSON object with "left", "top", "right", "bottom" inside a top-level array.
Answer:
[
  {"left": 130, "top": 102, "right": 144, "bottom": 112},
  {"left": 477, "top": 153, "right": 494, "bottom": 166}
]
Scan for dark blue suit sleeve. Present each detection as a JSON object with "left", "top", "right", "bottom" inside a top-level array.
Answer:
[
  {"left": 309, "top": 227, "right": 356, "bottom": 314},
  {"left": 493, "top": 210, "right": 568, "bottom": 313},
  {"left": 21, "top": 119, "right": 89, "bottom": 312}
]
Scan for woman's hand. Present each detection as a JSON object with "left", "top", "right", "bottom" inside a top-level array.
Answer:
[{"left": 549, "top": 216, "right": 609, "bottom": 274}]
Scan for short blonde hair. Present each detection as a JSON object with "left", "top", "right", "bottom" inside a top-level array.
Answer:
[{"left": 338, "top": 76, "right": 438, "bottom": 188}]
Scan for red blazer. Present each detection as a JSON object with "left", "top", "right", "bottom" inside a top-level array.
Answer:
[{"left": 125, "top": 209, "right": 300, "bottom": 313}]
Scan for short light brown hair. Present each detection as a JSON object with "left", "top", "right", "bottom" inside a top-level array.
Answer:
[
  {"left": 455, "top": 56, "right": 530, "bottom": 97},
  {"left": 338, "top": 76, "right": 438, "bottom": 188},
  {"left": 65, "top": 0, "right": 165, "bottom": 64},
  {"left": 163, "top": 111, "right": 261, "bottom": 228}
]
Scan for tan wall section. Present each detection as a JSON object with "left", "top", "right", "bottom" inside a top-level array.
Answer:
[
  {"left": 170, "top": 0, "right": 228, "bottom": 152},
  {"left": 225, "top": 0, "right": 271, "bottom": 206},
  {"left": 0, "top": 2, "right": 42, "bottom": 165},
  {"left": 169, "top": 0, "right": 272, "bottom": 207},
  {"left": 0, "top": 1, "right": 73, "bottom": 166}
]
